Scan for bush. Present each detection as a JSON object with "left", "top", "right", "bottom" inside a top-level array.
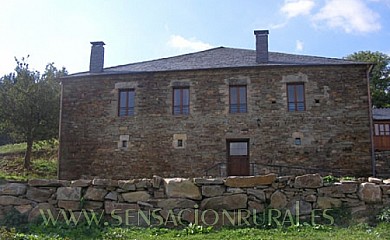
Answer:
[{"left": 377, "top": 207, "right": 390, "bottom": 223}]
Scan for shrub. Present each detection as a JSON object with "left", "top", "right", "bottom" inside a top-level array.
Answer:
[
  {"left": 323, "top": 175, "right": 339, "bottom": 184},
  {"left": 377, "top": 207, "right": 390, "bottom": 223}
]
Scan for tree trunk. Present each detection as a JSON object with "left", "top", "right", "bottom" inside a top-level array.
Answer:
[{"left": 24, "top": 138, "right": 33, "bottom": 170}]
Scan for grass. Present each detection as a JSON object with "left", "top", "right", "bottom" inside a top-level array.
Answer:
[
  {"left": 0, "top": 142, "right": 27, "bottom": 154},
  {"left": 0, "top": 222, "right": 389, "bottom": 240},
  {"left": 0, "top": 139, "right": 58, "bottom": 180}
]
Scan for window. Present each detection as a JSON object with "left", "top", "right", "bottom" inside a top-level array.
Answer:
[
  {"left": 177, "top": 139, "right": 183, "bottom": 148},
  {"left": 118, "top": 89, "right": 135, "bottom": 116},
  {"left": 287, "top": 83, "right": 305, "bottom": 112},
  {"left": 229, "top": 142, "right": 248, "bottom": 156},
  {"left": 374, "top": 123, "right": 390, "bottom": 136},
  {"left": 229, "top": 85, "right": 247, "bottom": 113},
  {"left": 173, "top": 87, "right": 190, "bottom": 115},
  {"left": 118, "top": 135, "right": 129, "bottom": 150}
]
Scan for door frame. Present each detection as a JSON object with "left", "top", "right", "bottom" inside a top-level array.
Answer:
[{"left": 226, "top": 138, "right": 250, "bottom": 176}]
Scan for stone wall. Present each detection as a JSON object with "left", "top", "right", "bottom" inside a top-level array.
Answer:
[
  {"left": 0, "top": 174, "right": 389, "bottom": 226},
  {"left": 375, "top": 151, "right": 390, "bottom": 178},
  {"left": 59, "top": 64, "right": 372, "bottom": 180}
]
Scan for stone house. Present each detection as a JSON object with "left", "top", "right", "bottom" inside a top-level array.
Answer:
[{"left": 58, "top": 30, "right": 373, "bottom": 180}]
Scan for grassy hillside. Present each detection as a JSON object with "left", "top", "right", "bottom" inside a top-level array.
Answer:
[{"left": 0, "top": 140, "right": 58, "bottom": 180}]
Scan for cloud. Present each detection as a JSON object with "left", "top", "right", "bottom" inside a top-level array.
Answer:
[
  {"left": 295, "top": 40, "right": 304, "bottom": 52},
  {"left": 281, "top": 0, "right": 315, "bottom": 18},
  {"left": 168, "top": 35, "right": 213, "bottom": 52},
  {"left": 312, "top": 0, "right": 381, "bottom": 33}
]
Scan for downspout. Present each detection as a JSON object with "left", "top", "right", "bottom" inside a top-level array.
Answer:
[
  {"left": 366, "top": 64, "right": 375, "bottom": 177},
  {"left": 57, "top": 81, "right": 64, "bottom": 179}
]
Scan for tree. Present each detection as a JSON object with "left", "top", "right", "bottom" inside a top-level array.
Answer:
[
  {"left": 345, "top": 51, "right": 390, "bottom": 108},
  {"left": 0, "top": 57, "right": 67, "bottom": 169}
]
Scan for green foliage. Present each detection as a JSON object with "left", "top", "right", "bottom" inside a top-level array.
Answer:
[
  {"left": 1, "top": 222, "right": 390, "bottom": 240},
  {"left": 0, "top": 140, "right": 58, "bottom": 180},
  {"left": 377, "top": 207, "right": 390, "bottom": 223},
  {"left": 323, "top": 175, "right": 339, "bottom": 183},
  {"left": 0, "top": 142, "right": 26, "bottom": 154},
  {"left": 340, "top": 176, "right": 356, "bottom": 181},
  {"left": 0, "top": 57, "right": 67, "bottom": 169},
  {"left": 345, "top": 51, "right": 390, "bottom": 108},
  {"left": 183, "top": 223, "right": 213, "bottom": 235},
  {"left": 32, "top": 139, "right": 58, "bottom": 152}
]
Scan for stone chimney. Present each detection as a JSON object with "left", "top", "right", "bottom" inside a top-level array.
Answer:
[
  {"left": 254, "top": 30, "right": 269, "bottom": 63},
  {"left": 89, "top": 41, "right": 105, "bottom": 73}
]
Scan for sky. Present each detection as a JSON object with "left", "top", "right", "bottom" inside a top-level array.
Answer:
[{"left": 0, "top": 0, "right": 389, "bottom": 76}]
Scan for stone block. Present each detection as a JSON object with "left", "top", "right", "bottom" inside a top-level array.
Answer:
[
  {"left": 247, "top": 189, "right": 266, "bottom": 202},
  {"left": 118, "top": 180, "right": 136, "bottom": 191},
  {"left": 26, "top": 187, "right": 54, "bottom": 202},
  {"left": 58, "top": 200, "right": 81, "bottom": 210},
  {"left": 84, "top": 201, "right": 103, "bottom": 210},
  {"left": 294, "top": 174, "right": 323, "bottom": 188},
  {"left": 29, "top": 179, "right": 69, "bottom": 187},
  {"left": 318, "top": 183, "right": 357, "bottom": 196},
  {"left": 202, "top": 185, "right": 225, "bottom": 197},
  {"left": 164, "top": 178, "right": 202, "bottom": 200},
  {"left": 92, "top": 179, "right": 118, "bottom": 187},
  {"left": 287, "top": 199, "right": 312, "bottom": 216},
  {"left": 200, "top": 194, "right": 247, "bottom": 210},
  {"left": 157, "top": 198, "right": 197, "bottom": 209},
  {"left": 368, "top": 177, "right": 382, "bottom": 184},
  {"left": 84, "top": 187, "right": 108, "bottom": 201},
  {"left": 225, "top": 174, "right": 277, "bottom": 188},
  {"left": 0, "top": 196, "right": 32, "bottom": 205},
  {"left": 104, "top": 201, "right": 139, "bottom": 214},
  {"left": 28, "top": 203, "right": 57, "bottom": 223},
  {"left": 57, "top": 187, "right": 82, "bottom": 201},
  {"left": 316, "top": 197, "right": 342, "bottom": 209},
  {"left": 0, "top": 183, "right": 27, "bottom": 196},
  {"left": 71, "top": 179, "right": 92, "bottom": 187},
  {"left": 194, "top": 178, "right": 225, "bottom": 185},
  {"left": 248, "top": 200, "right": 265, "bottom": 212},
  {"left": 358, "top": 183, "right": 382, "bottom": 203},
  {"left": 226, "top": 187, "right": 245, "bottom": 194},
  {"left": 152, "top": 175, "right": 163, "bottom": 188},
  {"left": 122, "top": 191, "right": 150, "bottom": 203},
  {"left": 14, "top": 204, "right": 32, "bottom": 214},
  {"left": 269, "top": 191, "right": 287, "bottom": 209},
  {"left": 105, "top": 191, "right": 118, "bottom": 201}
]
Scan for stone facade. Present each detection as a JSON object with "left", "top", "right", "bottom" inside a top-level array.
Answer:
[
  {"left": 59, "top": 64, "right": 371, "bottom": 179},
  {"left": 0, "top": 174, "right": 389, "bottom": 226}
]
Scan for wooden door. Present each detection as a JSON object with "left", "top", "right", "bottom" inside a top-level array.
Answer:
[{"left": 227, "top": 139, "right": 249, "bottom": 176}]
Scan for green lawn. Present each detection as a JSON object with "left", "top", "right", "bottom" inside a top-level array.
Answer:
[
  {"left": 0, "top": 142, "right": 27, "bottom": 154},
  {"left": 0, "top": 140, "right": 58, "bottom": 180},
  {"left": 1, "top": 223, "right": 389, "bottom": 240}
]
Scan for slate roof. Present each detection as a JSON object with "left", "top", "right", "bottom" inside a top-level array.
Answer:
[
  {"left": 67, "top": 46, "right": 368, "bottom": 77},
  {"left": 373, "top": 108, "right": 390, "bottom": 120}
]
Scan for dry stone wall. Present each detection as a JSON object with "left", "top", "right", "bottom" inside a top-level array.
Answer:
[{"left": 1, "top": 174, "right": 389, "bottom": 227}]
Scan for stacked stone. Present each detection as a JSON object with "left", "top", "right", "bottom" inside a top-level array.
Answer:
[{"left": 0, "top": 174, "right": 389, "bottom": 225}]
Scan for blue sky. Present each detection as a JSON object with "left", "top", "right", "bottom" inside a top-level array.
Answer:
[{"left": 0, "top": 0, "right": 389, "bottom": 76}]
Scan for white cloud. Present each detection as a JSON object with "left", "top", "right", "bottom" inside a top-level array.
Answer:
[
  {"left": 312, "top": 0, "right": 381, "bottom": 33},
  {"left": 296, "top": 40, "right": 304, "bottom": 52},
  {"left": 168, "top": 35, "right": 213, "bottom": 52},
  {"left": 281, "top": 0, "right": 315, "bottom": 18}
]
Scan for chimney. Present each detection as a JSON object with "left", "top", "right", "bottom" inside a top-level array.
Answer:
[
  {"left": 89, "top": 41, "right": 105, "bottom": 73},
  {"left": 254, "top": 30, "right": 269, "bottom": 63}
]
